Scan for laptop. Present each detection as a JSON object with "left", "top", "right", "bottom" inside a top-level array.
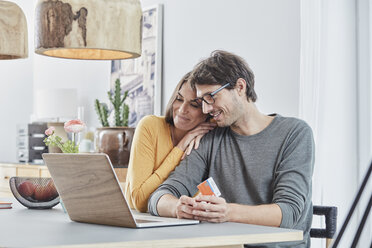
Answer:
[{"left": 42, "top": 153, "right": 199, "bottom": 228}]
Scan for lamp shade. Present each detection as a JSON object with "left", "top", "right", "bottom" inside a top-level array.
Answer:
[
  {"left": 34, "top": 88, "right": 78, "bottom": 120},
  {"left": 34, "top": 0, "right": 142, "bottom": 60},
  {"left": 0, "top": 0, "right": 28, "bottom": 59}
]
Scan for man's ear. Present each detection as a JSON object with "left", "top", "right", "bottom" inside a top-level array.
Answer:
[{"left": 235, "top": 78, "right": 247, "bottom": 97}]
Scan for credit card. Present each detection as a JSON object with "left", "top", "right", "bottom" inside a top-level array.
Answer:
[{"left": 197, "top": 177, "right": 221, "bottom": 197}]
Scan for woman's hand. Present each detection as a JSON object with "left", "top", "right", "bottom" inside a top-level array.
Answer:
[{"left": 177, "top": 122, "right": 216, "bottom": 159}]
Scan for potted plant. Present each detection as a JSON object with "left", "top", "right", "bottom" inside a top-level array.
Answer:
[{"left": 94, "top": 79, "right": 135, "bottom": 168}]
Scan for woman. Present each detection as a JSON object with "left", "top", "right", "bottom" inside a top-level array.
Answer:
[{"left": 125, "top": 72, "right": 216, "bottom": 212}]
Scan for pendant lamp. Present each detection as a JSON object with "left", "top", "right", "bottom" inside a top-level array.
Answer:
[
  {"left": 35, "top": 0, "right": 142, "bottom": 60},
  {"left": 0, "top": 1, "right": 28, "bottom": 59}
]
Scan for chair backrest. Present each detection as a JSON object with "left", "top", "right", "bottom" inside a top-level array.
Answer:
[{"left": 311, "top": 205, "right": 338, "bottom": 248}]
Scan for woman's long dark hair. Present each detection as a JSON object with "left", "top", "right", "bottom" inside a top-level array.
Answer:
[{"left": 164, "top": 72, "right": 192, "bottom": 125}]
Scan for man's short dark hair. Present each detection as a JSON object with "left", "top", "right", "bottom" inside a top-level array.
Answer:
[{"left": 190, "top": 50, "right": 257, "bottom": 102}]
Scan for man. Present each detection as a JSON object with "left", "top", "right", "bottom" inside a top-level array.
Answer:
[{"left": 148, "top": 50, "right": 314, "bottom": 247}]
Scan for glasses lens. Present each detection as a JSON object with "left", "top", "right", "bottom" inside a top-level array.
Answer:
[{"left": 204, "top": 94, "right": 214, "bottom": 104}]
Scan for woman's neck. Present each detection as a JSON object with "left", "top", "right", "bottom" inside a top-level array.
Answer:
[{"left": 170, "top": 125, "right": 187, "bottom": 146}]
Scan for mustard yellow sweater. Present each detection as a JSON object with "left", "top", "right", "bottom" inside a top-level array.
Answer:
[{"left": 124, "top": 115, "right": 184, "bottom": 212}]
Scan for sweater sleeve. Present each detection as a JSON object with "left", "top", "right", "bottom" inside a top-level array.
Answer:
[
  {"left": 272, "top": 123, "right": 315, "bottom": 228},
  {"left": 126, "top": 116, "right": 184, "bottom": 212},
  {"left": 148, "top": 134, "right": 211, "bottom": 216}
]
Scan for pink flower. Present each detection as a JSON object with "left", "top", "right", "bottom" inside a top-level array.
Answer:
[
  {"left": 64, "top": 119, "right": 86, "bottom": 133},
  {"left": 45, "top": 127, "right": 55, "bottom": 136}
]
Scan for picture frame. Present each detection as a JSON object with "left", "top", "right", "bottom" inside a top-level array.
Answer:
[{"left": 110, "top": 4, "right": 163, "bottom": 127}]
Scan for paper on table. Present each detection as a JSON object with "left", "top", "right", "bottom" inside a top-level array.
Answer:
[{"left": 0, "top": 201, "right": 12, "bottom": 209}]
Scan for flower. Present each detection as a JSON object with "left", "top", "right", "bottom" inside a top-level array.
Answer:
[
  {"left": 44, "top": 119, "right": 86, "bottom": 153},
  {"left": 64, "top": 119, "right": 86, "bottom": 133},
  {"left": 45, "top": 127, "right": 55, "bottom": 136}
]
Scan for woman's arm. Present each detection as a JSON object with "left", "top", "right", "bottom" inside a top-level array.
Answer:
[
  {"left": 127, "top": 117, "right": 215, "bottom": 212},
  {"left": 126, "top": 117, "right": 184, "bottom": 212},
  {"left": 176, "top": 122, "right": 216, "bottom": 160}
]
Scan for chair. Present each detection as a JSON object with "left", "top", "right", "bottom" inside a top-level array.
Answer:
[{"left": 310, "top": 205, "right": 338, "bottom": 248}]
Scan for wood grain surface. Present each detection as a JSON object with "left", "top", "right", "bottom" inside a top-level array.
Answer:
[
  {"left": 35, "top": 0, "right": 142, "bottom": 60},
  {"left": 0, "top": 1, "right": 28, "bottom": 59},
  {"left": 43, "top": 153, "right": 136, "bottom": 227}
]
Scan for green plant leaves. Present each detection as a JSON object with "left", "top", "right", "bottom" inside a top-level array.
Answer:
[{"left": 44, "top": 135, "right": 79, "bottom": 153}]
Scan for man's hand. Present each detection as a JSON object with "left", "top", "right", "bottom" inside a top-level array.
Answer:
[
  {"left": 173, "top": 195, "right": 230, "bottom": 222},
  {"left": 191, "top": 195, "right": 231, "bottom": 223},
  {"left": 175, "top": 195, "right": 198, "bottom": 219},
  {"left": 157, "top": 194, "right": 282, "bottom": 226}
]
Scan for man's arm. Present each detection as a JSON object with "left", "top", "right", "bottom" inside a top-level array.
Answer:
[
  {"left": 157, "top": 194, "right": 203, "bottom": 220},
  {"left": 229, "top": 203, "right": 282, "bottom": 226},
  {"left": 190, "top": 195, "right": 282, "bottom": 226},
  {"left": 156, "top": 193, "right": 282, "bottom": 226},
  {"left": 272, "top": 123, "right": 315, "bottom": 228},
  {"left": 148, "top": 132, "right": 212, "bottom": 216},
  {"left": 156, "top": 194, "right": 178, "bottom": 217}
]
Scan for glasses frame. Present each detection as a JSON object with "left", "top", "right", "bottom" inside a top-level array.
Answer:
[{"left": 197, "top": 83, "right": 231, "bottom": 105}]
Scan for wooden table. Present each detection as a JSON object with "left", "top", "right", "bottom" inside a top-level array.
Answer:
[{"left": 0, "top": 198, "right": 303, "bottom": 248}]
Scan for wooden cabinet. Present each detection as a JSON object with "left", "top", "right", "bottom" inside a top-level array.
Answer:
[
  {"left": 40, "top": 168, "right": 52, "bottom": 178},
  {"left": 17, "top": 166, "right": 46, "bottom": 178},
  {"left": 0, "top": 163, "right": 127, "bottom": 198},
  {"left": 0, "top": 163, "right": 50, "bottom": 197},
  {"left": 0, "top": 164, "right": 17, "bottom": 197}
]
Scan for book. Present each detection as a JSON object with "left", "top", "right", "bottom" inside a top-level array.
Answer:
[{"left": 0, "top": 201, "right": 12, "bottom": 209}]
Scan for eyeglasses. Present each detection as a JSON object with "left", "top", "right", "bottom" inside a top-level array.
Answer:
[{"left": 196, "top": 83, "right": 231, "bottom": 105}]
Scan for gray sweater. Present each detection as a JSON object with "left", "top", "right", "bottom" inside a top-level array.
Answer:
[{"left": 148, "top": 115, "right": 314, "bottom": 248}]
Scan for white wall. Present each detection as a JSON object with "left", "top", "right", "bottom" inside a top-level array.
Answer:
[
  {"left": 316, "top": 0, "right": 359, "bottom": 245},
  {"left": 32, "top": 0, "right": 301, "bottom": 132},
  {"left": 33, "top": 55, "right": 111, "bottom": 128},
  {"left": 147, "top": 0, "right": 301, "bottom": 118},
  {"left": 0, "top": 0, "right": 34, "bottom": 162},
  {"left": 32, "top": 0, "right": 299, "bottom": 162},
  {"left": 1, "top": 0, "right": 300, "bottom": 162}
]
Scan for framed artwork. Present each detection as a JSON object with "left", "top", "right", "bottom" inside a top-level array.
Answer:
[{"left": 110, "top": 4, "right": 163, "bottom": 127}]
